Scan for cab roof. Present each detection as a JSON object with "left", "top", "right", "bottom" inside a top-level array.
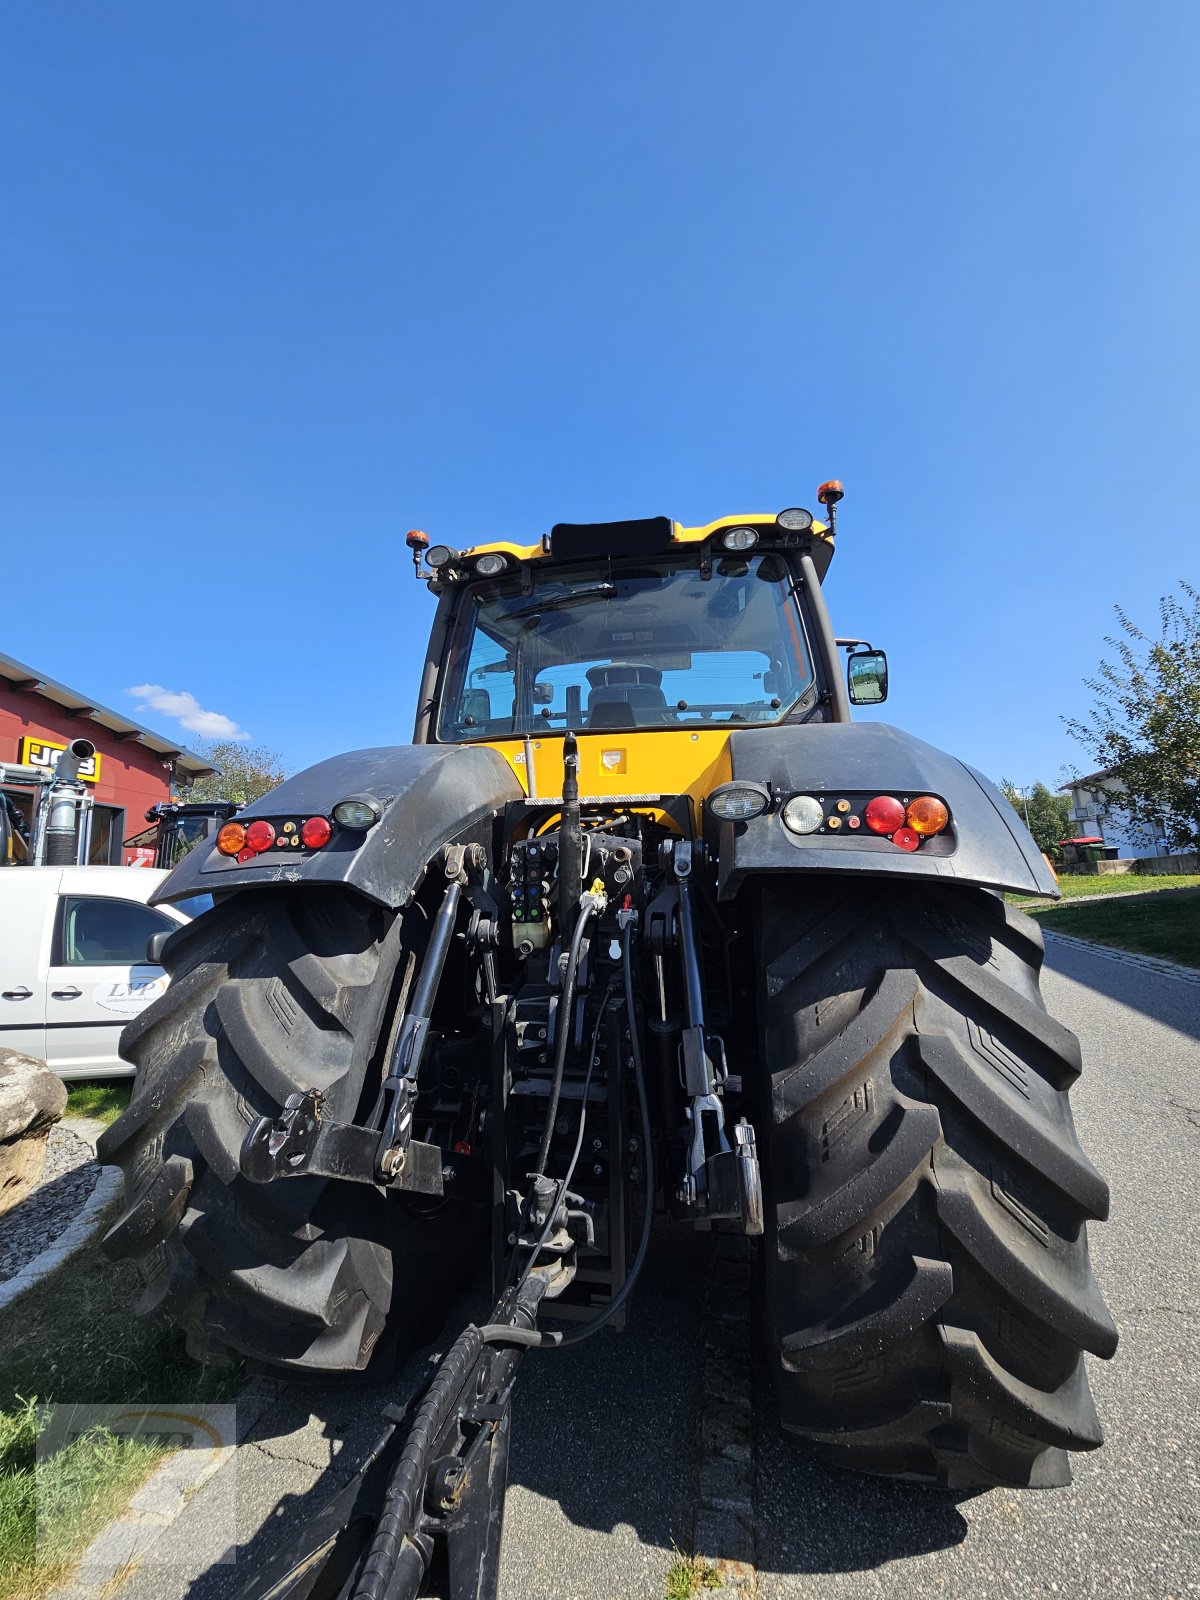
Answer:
[{"left": 456, "top": 511, "right": 835, "bottom": 581}]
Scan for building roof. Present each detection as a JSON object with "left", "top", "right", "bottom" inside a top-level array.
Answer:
[
  {"left": 1062, "top": 765, "right": 1123, "bottom": 790},
  {"left": 0, "top": 651, "right": 218, "bottom": 779}
]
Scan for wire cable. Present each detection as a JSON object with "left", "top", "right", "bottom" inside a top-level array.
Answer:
[
  {"left": 512, "top": 982, "right": 615, "bottom": 1297},
  {"left": 532, "top": 901, "right": 596, "bottom": 1181},
  {"left": 482, "top": 916, "right": 654, "bottom": 1349}
]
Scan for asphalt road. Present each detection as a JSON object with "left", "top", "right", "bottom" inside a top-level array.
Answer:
[{"left": 107, "top": 932, "right": 1200, "bottom": 1600}]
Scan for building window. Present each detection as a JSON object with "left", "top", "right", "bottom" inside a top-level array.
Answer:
[{"left": 88, "top": 805, "right": 126, "bottom": 866}]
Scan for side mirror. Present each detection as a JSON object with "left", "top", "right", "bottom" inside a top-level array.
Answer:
[
  {"left": 847, "top": 649, "right": 888, "bottom": 705},
  {"left": 146, "top": 930, "right": 172, "bottom": 965}
]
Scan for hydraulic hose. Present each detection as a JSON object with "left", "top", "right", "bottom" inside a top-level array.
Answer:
[
  {"left": 513, "top": 983, "right": 615, "bottom": 1296},
  {"left": 532, "top": 901, "right": 597, "bottom": 1181},
  {"left": 483, "top": 916, "right": 654, "bottom": 1349}
]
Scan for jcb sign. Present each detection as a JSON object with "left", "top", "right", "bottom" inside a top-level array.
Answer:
[{"left": 18, "top": 736, "right": 102, "bottom": 784}]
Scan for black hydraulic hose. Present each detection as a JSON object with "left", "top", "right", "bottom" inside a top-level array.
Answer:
[
  {"left": 482, "top": 917, "right": 654, "bottom": 1350},
  {"left": 513, "top": 983, "right": 615, "bottom": 1296},
  {"left": 353, "top": 1271, "right": 547, "bottom": 1600},
  {"left": 532, "top": 901, "right": 597, "bottom": 1181},
  {"left": 353, "top": 1322, "right": 484, "bottom": 1600}
]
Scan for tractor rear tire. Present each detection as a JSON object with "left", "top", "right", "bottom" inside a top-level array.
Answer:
[
  {"left": 756, "top": 878, "right": 1117, "bottom": 1490},
  {"left": 98, "top": 887, "right": 484, "bottom": 1373}
]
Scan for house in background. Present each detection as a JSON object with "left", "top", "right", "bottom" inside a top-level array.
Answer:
[{"left": 1061, "top": 767, "right": 1180, "bottom": 860}]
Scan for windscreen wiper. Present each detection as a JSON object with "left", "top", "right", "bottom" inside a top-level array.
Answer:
[{"left": 508, "top": 582, "right": 615, "bottom": 622}]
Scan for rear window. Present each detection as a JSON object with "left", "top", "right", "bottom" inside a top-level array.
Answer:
[{"left": 437, "top": 554, "right": 816, "bottom": 741}]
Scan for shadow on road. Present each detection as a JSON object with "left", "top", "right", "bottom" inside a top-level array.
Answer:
[
  {"left": 754, "top": 1429, "right": 971, "bottom": 1577},
  {"left": 1040, "top": 924, "right": 1200, "bottom": 1044},
  {"left": 177, "top": 1223, "right": 970, "bottom": 1600}
]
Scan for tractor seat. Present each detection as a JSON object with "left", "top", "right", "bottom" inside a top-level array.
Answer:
[{"left": 585, "top": 664, "right": 669, "bottom": 728}]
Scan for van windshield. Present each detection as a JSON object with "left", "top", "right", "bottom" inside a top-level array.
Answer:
[{"left": 436, "top": 555, "right": 816, "bottom": 742}]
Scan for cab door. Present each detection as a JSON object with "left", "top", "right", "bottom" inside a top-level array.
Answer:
[
  {"left": 0, "top": 870, "right": 52, "bottom": 1062},
  {"left": 44, "top": 893, "right": 182, "bottom": 1078}
]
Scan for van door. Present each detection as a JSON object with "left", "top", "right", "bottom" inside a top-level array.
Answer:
[
  {"left": 44, "top": 893, "right": 181, "bottom": 1078},
  {"left": 0, "top": 871, "right": 51, "bottom": 1062}
]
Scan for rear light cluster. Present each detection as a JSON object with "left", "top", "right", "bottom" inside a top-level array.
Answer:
[
  {"left": 782, "top": 792, "right": 950, "bottom": 851},
  {"left": 217, "top": 816, "right": 334, "bottom": 865}
]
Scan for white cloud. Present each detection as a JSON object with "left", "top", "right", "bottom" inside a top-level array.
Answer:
[{"left": 128, "top": 684, "right": 250, "bottom": 742}]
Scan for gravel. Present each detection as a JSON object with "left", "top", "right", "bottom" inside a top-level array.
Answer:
[{"left": 0, "top": 1124, "right": 100, "bottom": 1281}]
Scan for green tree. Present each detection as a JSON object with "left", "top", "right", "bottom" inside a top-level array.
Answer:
[
  {"left": 186, "top": 740, "right": 289, "bottom": 806},
  {"left": 1064, "top": 582, "right": 1200, "bottom": 852},
  {"left": 998, "top": 779, "right": 1073, "bottom": 858}
]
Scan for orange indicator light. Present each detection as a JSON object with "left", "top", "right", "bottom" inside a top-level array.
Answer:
[{"left": 905, "top": 796, "right": 949, "bottom": 836}]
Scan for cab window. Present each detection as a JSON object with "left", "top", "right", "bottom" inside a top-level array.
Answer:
[
  {"left": 437, "top": 554, "right": 816, "bottom": 741},
  {"left": 59, "top": 898, "right": 178, "bottom": 966}
]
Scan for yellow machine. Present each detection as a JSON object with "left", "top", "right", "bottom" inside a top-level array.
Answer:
[{"left": 101, "top": 489, "right": 1115, "bottom": 1598}]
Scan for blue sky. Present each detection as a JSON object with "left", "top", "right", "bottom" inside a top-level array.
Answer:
[{"left": 3, "top": 2, "right": 1197, "bottom": 791}]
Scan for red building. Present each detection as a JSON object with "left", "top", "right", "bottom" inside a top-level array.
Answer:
[{"left": 0, "top": 651, "right": 216, "bottom": 865}]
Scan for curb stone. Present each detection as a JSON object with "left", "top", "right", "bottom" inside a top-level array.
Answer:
[
  {"left": 1041, "top": 928, "right": 1200, "bottom": 987},
  {"left": 0, "top": 1159, "right": 122, "bottom": 1313},
  {"left": 46, "top": 1381, "right": 285, "bottom": 1600}
]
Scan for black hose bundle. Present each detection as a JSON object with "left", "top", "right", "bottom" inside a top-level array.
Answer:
[{"left": 483, "top": 917, "right": 654, "bottom": 1350}]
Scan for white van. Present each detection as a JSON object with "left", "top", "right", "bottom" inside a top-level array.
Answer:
[{"left": 0, "top": 867, "right": 196, "bottom": 1079}]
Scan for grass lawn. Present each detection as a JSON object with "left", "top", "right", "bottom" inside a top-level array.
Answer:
[
  {"left": 0, "top": 1243, "right": 240, "bottom": 1600},
  {"left": 63, "top": 1083, "right": 131, "bottom": 1127},
  {"left": 1029, "top": 887, "right": 1200, "bottom": 970},
  {"left": 1010, "top": 872, "right": 1200, "bottom": 906}
]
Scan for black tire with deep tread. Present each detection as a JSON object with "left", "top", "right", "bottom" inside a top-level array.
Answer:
[
  {"left": 98, "top": 887, "right": 484, "bottom": 1372},
  {"left": 755, "top": 877, "right": 1117, "bottom": 1490}
]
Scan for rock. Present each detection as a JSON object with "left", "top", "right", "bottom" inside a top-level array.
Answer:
[
  {"left": 0, "top": 1049, "right": 67, "bottom": 1214},
  {"left": 0, "top": 1049, "right": 67, "bottom": 1143}
]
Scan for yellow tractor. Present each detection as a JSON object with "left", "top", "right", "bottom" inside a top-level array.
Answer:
[{"left": 100, "top": 492, "right": 1115, "bottom": 1597}]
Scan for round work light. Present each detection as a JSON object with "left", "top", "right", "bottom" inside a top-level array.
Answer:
[
  {"left": 707, "top": 782, "right": 771, "bottom": 822},
  {"left": 474, "top": 552, "right": 508, "bottom": 577},
  {"left": 332, "top": 797, "right": 381, "bottom": 831},
  {"left": 776, "top": 507, "right": 815, "bottom": 533},
  {"left": 425, "top": 545, "right": 457, "bottom": 569},
  {"left": 781, "top": 794, "right": 824, "bottom": 835}
]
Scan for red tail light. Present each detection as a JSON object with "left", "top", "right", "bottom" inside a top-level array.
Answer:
[
  {"left": 244, "top": 820, "right": 276, "bottom": 854},
  {"left": 864, "top": 796, "right": 905, "bottom": 835},
  {"left": 302, "top": 816, "right": 332, "bottom": 849}
]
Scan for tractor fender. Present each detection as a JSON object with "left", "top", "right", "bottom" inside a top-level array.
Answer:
[
  {"left": 149, "top": 745, "right": 524, "bottom": 910},
  {"left": 716, "top": 724, "right": 1058, "bottom": 900}
]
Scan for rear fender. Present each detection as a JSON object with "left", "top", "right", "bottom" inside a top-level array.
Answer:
[
  {"left": 150, "top": 746, "right": 524, "bottom": 910},
  {"left": 715, "top": 724, "right": 1058, "bottom": 900}
]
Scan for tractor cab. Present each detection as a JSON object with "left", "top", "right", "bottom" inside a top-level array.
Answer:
[{"left": 408, "top": 502, "right": 871, "bottom": 825}]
